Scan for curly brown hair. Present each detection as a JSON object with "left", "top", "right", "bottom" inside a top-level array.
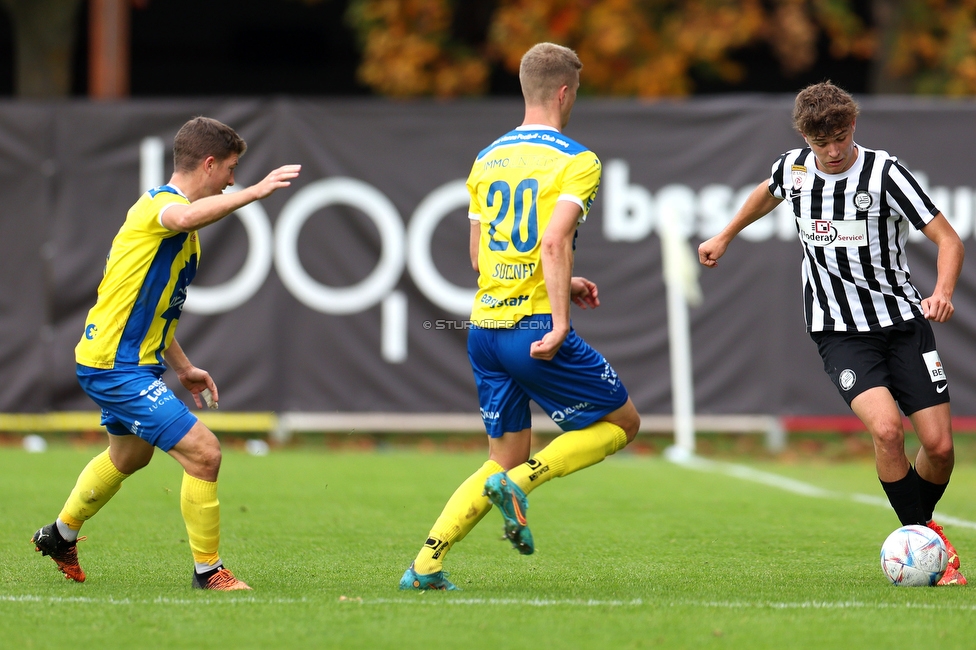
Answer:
[{"left": 792, "top": 82, "right": 860, "bottom": 138}]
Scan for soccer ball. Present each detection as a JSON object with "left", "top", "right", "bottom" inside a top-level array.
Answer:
[{"left": 880, "top": 525, "right": 948, "bottom": 586}]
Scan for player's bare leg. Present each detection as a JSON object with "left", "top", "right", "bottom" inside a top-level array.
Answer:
[
  {"left": 910, "top": 403, "right": 954, "bottom": 484},
  {"left": 909, "top": 403, "right": 964, "bottom": 583},
  {"left": 854, "top": 390, "right": 964, "bottom": 584},
  {"left": 852, "top": 387, "right": 910, "bottom": 482}
]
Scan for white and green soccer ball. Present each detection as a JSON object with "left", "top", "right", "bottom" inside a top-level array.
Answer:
[{"left": 880, "top": 525, "right": 948, "bottom": 586}]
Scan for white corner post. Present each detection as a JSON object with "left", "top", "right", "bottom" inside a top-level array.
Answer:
[{"left": 659, "top": 207, "right": 703, "bottom": 461}]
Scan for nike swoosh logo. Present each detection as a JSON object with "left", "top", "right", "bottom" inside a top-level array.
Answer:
[{"left": 937, "top": 383, "right": 948, "bottom": 393}]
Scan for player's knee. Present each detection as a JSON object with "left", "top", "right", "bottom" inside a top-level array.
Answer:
[
  {"left": 199, "top": 445, "right": 222, "bottom": 476},
  {"left": 923, "top": 437, "right": 954, "bottom": 468},
  {"left": 615, "top": 403, "right": 640, "bottom": 443},
  {"left": 870, "top": 419, "right": 904, "bottom": 449},
  {"left": 184, "top": 439, "right": 222, "bottom": 480},
  {"left": 112, "top": 448, "right": 153, "bottom": 474},
  {"left": 622, "top": 414, "right": 640, "bottom": 443},
  {"left": 127, "top": 453, "right": 153, "bottom": 473}
]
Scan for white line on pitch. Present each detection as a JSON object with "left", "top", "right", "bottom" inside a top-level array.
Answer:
[
  {"left": 0, "top": 594, "right": 309, "bottom": 605},
  {"left": 667, "top": 454, "right": 976, "bottom": 530},
  {"left": 6, "top": 594, "right": 976, "bottom": 611},
  {"left": 362, "top": 598, "right": 976, "bottom": 611}
]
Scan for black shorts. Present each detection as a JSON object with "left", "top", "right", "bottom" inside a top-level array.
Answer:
[{"left": 810, "top": 319, "right": 949, "bottom": 415}]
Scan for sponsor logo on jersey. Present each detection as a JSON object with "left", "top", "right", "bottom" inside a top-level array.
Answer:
[
  {"left": 84, "top": 324, "right": 98, "bottom": 340},
  {"left": 797, "top": 219, "right": 868, "bottom": 247},
  {"left": 480, "top": 293, "right": 529, "bottom": 309}
]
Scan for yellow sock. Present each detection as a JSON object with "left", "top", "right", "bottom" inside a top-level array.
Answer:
[
  {"left": 413, "top": 459, "right": 504, "bottom": 575},
  {"left": 508, "top": 421, "right": 628, "bottom": 494},
  {"left": 58, "top": 449, "right": 129, "bottom": 530},
  {"left": 180, "top": 473, "right": 221, "bottom": 567}
]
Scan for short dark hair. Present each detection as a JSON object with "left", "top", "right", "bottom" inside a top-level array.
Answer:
[
  {"left": 519, "top": 43, "right": 582, "bottom": 105},
  {"left": 792, "top": 82, "right": 860, "bottom": 137},
  {"left": 173, "top": 117, "right": 247, "bottom": 173}
]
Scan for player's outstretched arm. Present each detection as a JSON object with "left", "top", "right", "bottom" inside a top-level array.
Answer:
[
  {"left": 163, "top": 338, "right": 218, "bottom": 409},
  {"left": 920, "top": 213, "right": 965, "bottom": 322},
  {"left": 163, "top": 164, "right": 302, "bottom": 232},
  {"left": 699, "top": 180, "right": 781, "bottom": 268}
]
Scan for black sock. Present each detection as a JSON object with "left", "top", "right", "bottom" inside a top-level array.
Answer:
[
  {"left": 879, "top": 466, "right": 925, "bottom": 526},
  {"left": 917, "top": 475, "right": 949, "bottom": 523}
]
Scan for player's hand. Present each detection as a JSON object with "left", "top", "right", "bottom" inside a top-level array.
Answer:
[
  {"left": 177, "top": 366, "right": 219, "bottom": 409},
  {"left": 530, "top": 329, "right": 568, "bottom": 361},
  {"left": 698, "top": 236, "right": 728, "bottom": 268},
  {"left": 570, "top": 276, "right": 600, "bottom": 309},
  {"left": 922, "top": 293, "right": 954, "bottom": 322},
  {"left": 252, "top": 164, "right": 302, "bottom": 199}
]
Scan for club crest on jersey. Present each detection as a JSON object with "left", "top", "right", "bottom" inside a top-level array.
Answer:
[
  {"left": 853, "top": 191, "right": 873, "bottom": 211},
  {"left": 791, "top": 164, "right": 807, "bottom": 190}
]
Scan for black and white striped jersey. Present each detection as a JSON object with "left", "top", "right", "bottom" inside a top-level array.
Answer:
[{"left": 768, "top": 144, "right": 940, "bottom": 333}]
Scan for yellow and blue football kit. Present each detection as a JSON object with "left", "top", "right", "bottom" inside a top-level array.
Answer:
[
  {"left": 74, "top": 185, "right": 200, "bottom": 451},
  {"left": 465, "top": 126, "right": 627, "bottom": 437},
  {"left": 405, "top": 126, "right": 632, "bottom": 582}
]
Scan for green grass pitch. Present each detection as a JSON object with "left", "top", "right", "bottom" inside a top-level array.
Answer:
[{"left": 3, "top": 442, "right": 976, "bottom": 649}]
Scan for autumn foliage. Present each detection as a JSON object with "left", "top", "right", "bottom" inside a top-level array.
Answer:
[{"left": 344, "top": 0, "right": 976, "bottom": 96}]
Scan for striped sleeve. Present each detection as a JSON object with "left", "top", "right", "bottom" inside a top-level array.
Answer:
[
  {"left": 883, "top": 159, "right": 940, "bottom": 230},
  {"left": 768, "top": 152, "right": 789, "bottom": 199}
]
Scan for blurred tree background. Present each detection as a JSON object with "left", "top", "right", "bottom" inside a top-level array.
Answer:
[{"left": 1, "top": 0, "right": 976, "bottom": 97}]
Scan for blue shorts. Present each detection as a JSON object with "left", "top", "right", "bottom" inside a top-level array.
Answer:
[
  {"left": 467, "top": 314, "right": 629, "bottom": 437},
  {"left": 76, "top": 364, "right": 198, "bottom": 452}
]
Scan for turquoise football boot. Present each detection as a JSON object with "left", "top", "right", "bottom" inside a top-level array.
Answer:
[
  {"left": 398, "top": 563, "right": 459, "bottom": 591},
  {"left": 483, "top": 472, "right": 534, "bottom": 555}
]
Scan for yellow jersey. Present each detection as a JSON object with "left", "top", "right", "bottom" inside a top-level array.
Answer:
[
  {"left": 75, "top": 185, "right": 200, "bottom": 368},
  {"left": 467, "top": 125, "right": 601, "bottom": 326}
]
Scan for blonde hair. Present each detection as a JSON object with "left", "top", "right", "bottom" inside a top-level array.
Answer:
[{"left": 519, "top": 43, "right": 581, "bottom": 105}]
